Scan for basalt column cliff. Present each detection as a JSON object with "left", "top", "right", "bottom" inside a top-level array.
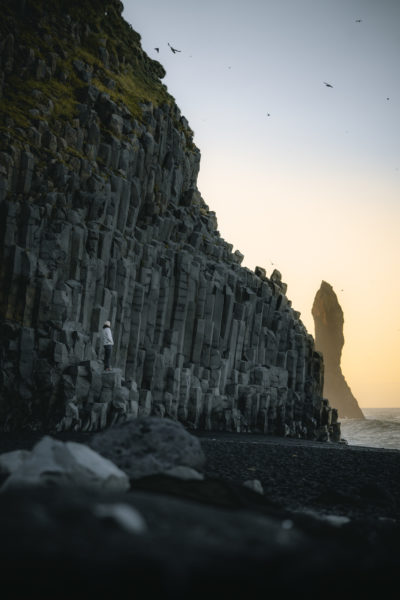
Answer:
[
  {"left": 0, "top": 0, "right": 340, "bottom": 440},
  {"left": 312, "top": 281, "right": 364, "bottom": 419}
]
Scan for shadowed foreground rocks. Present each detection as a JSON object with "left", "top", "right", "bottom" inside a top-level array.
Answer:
[
  {"left": 1, "top": 482, "right": 398, "bottom": 599},
  {"left": 0, "top": 421, "right": 399, "bottom": 599}
]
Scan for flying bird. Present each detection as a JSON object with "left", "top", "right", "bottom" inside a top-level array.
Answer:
[
  {"left": 355, "top": 19, "right": 362, "bottom": 22},
  {"left": 323, "top": 82, "right": 333, "bottom": 88},
  {"left": 267, "top": 113, "right": 271, "bottom": 117},
  {"left": 168, "top": 43, "right": 181, "bottom": 54},
  {"left": 154, "top": 47, "right": 159, "bottom": 53}
]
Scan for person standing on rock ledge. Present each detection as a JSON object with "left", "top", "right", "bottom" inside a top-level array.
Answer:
[{"left": 102, "top": 321, "right": 114, "bottom": 371}]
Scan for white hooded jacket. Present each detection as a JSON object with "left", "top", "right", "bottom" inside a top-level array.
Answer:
[{"left": 102, "top": 326, "right": 114, "bottom": 346}]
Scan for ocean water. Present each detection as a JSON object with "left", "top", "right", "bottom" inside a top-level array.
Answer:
[{"left": 340, "top": 407, "right": 400, "bottom": 451}]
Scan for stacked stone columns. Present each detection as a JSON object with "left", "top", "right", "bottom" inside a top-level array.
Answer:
[{"left": 0, "top": 12, "right": 339, "bottom": 439}]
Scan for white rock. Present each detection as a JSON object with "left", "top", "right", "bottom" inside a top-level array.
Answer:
[
  {"left": 322, "top": 514, "right": 351, "bottom": 527},
  {"left": 93, "top": 503, "right": 147, "bottom": 534},
  {"left": 0, "top": 436, "right": 130, "bottom": 493},
  {"left": 164, "top": 465, "right": 204, "bottom": 481},
  {"left": 296, "top": 509, "right": 351, "bottom": 527},
  {"left": 281, "top": 519, "right": 294, "bottom": 530},
  {"left": 0, "top": 449, "right": 30, "bottom": 474},
  {"left": 243, "top": 479, "right": 264, "bottom": 494}
]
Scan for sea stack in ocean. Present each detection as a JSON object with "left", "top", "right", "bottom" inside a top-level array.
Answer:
[{"left": 312, "top": 281, "right": 364, "bottom": 419}]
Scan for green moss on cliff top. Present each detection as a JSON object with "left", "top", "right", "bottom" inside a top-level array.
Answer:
[{"left": 0, "top": 0, "right": 174, "bottom": 128}]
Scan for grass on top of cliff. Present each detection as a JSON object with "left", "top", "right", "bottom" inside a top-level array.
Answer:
[{"left": 0, "top": 0, "right": 175, "bottom": 130}]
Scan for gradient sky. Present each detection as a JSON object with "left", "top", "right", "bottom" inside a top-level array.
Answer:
[{"left": 122, "top": 0, "right": 400, "bottom": 408}]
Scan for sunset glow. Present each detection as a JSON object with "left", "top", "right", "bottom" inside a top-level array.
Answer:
[{"left": 125, "top": 0, "right": 400, "bottom": 407}]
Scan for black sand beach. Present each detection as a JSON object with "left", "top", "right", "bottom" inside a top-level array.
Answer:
[
  {"left": 0, "top": 430, "right": 399, "bottom": 599},
  {"left": 197, "top": 432, "right": 400, "bottom": 521}
]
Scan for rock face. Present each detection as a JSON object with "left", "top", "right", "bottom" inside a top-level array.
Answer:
[
  {"left": 312, "top": 281, "right": 364, "bottom": 419},
  {"left": 0, "top": 1, "right": 340, "bottom": 441}
]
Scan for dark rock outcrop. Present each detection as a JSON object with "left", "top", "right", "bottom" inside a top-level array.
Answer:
[
  {"left": 312, "top": 281, "right": 364, "bottom": 419},
  {"left": 0, "top": 1, "right": 340, "bottom": 441},
  {"left": 0, "top": 431, "right": 399, "bottom": 599}
]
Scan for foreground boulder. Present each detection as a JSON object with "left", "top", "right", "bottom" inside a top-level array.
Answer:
[
  {"left": 89, "top": 416, "right": 206, "bottom": 479},
  {"left": 0, "top": 435, "right": 130, "bottom": 492}
]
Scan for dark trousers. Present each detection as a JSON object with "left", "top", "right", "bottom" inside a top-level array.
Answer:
[{"left": 104, "top": 345, "right": 112, "bottom": 369}]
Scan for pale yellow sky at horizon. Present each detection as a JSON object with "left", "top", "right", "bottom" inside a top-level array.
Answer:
[
  {"left": 198, "top": 159, "right": 400, "bottom": 409},
  {"left": 125, "top": 0, "right": 400, "bottom": 409}
]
